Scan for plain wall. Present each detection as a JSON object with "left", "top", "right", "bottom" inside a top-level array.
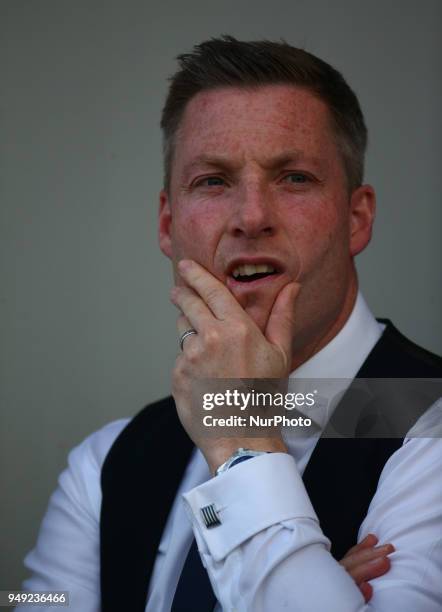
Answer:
[{"left": 1, "top": 0, "right": 441, "bottom": 590}]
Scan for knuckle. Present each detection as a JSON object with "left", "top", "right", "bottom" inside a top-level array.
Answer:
[
  {"left": 234, "top": 321, "right": 249, "bottom": 339},
  {"left": 173, "top": 356, "right": 185, "bottom": 379},
  {"left": 172, "top": 357, "right": 191, "bottom": 393},
  {"left": 205, "top": 287, "right": 220, "bottom": 306},
  {"left": 185, "top": 342, "right": 200, "bottom": 363},
  {"left": 203, "top": 327, "right": 219, "bottom": 347}
]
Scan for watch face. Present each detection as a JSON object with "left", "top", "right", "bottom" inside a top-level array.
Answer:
[
  {"left": 216, "top": 449, "right": 269, "bottom": 475},
  {"left": 229, "top": 455, "right": 255, "bottom": 469}
]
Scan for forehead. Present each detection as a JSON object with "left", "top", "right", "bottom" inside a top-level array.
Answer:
[{"left": 174, "top": 85, "right": 337, "bottom": 168}]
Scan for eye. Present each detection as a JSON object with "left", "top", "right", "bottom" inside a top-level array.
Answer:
[
  {"left": 195, "top": 176, "right": 225, "bottom": 187},
  {"left": 283, "top": 172, "right": 309, "bottom": 184}
]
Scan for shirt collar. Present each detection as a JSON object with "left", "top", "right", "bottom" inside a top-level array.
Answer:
[{"left": 283, "top": 293, "right": 385, "bottom": 431}]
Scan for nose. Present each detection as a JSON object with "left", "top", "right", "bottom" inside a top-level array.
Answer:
[{"left": 228, "top": 182, "right": 275, "bottom": 238}]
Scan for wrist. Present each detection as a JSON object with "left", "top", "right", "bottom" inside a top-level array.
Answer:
[{"left": 204, "top": 438, "right": 288, "bottom": 475}]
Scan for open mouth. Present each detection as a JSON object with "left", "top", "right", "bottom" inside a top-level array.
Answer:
[{"left": 231, "top": 263, "right": 278, "bottom": 283}]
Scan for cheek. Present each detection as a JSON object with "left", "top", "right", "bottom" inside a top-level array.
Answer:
[
  {"left": 286, "top": 202, "right": 347, "bottom": 274},
  {"left": 171, "top": 205, "right": 223, "bottom": 262}
]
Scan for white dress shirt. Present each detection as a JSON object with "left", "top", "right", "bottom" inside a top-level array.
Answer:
[{"left": 20, "top": 293, "right": 442, "bottom": 611}]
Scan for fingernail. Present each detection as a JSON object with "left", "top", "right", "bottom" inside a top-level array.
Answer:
[
  {"left": 362, "top": 534, "right": 370, "bottom": 541},
  {"left": 378, "top": 544, "right": 395, "bottom": 553},
  {"left": 178, "top": 259, "right": 192, "bottom": 272},
  {"left": 362, "top": 533, "right": 377, "bottom": 544}
]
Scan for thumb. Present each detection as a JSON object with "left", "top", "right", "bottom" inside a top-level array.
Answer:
[{"left": 265, "top": 282, "right": 301, "bottom": 361}]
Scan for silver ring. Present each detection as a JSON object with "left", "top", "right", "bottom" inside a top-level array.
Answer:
[{"left": 179, "top": 329, "right": 197, "bottom": 351}]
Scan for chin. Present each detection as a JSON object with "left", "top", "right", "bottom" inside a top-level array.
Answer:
[{"left": 244, "top": 305, "right": 270, "bottom": 333}]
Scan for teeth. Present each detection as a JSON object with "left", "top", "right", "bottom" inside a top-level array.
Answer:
[{"left": 232, "top": 263, "right": 276, "bottom": 278}]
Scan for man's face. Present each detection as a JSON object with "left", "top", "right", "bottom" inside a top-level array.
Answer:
[{"left": 159, "top": 85, "right": 374, "bottom": 358}]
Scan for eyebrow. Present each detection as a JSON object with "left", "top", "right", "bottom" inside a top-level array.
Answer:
[
  {"left": 181, "top": 155, "right": 240, "bottom": 179},
  {"left": 181, "top": 150, "right": 324, "bottom": 179},
  {"left": 261, "top": 151, "right": 316, "bottom": 170}
]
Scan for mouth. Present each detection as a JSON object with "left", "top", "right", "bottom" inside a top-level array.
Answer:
[
  {"left": 231, "top": 263, "right": 278, "bottom": 283},
  {"left": 226, "top": 258, "right": 284, "bottom": 289}
]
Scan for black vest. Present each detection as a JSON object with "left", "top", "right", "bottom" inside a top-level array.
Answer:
[{"left": 100, "top": 321, "right": 442, "bottom": 611}]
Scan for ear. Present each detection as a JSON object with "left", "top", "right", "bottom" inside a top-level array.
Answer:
[
  {"left": 158, "top": 189, "right": 173, "bottom": 259},
  {"left": 349, "top": 185, "right": 376, "bottom": 257}
]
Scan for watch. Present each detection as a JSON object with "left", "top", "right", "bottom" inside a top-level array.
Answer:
[{"left": 215, "top": 447, "right": 270, "bottom": 476}]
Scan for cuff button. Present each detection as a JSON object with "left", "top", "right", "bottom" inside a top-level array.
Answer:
[{"left": 200, "top": 503, "right": 221, "bottom": 528}]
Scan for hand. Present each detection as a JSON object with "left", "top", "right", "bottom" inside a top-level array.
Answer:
[
  {"left": 339, "top": 534, "right": 395, "bottom": 602},
  {"left": 170, "top": 259, "right": 300, "bottom": 472}
]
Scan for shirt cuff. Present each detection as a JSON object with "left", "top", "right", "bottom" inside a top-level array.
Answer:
[{"left": 182, "top": 452, "right": 318, "bottom": 562}]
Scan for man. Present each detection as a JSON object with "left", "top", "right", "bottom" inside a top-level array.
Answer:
[{"left": 20, "top": 37, "right": 441, "bottom": 611}]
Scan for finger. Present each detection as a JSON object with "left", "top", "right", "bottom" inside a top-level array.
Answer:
[
  {"left": 177, "top": 316, "right": 199, "bottom": 352},
  {"left": 177, "top": 314, "right": 193, "bottom": 335},
  {"left": 178, "top": 260, "right": 244, "bottom": 320},
  {"left": 345, "top": 556, "right": 391, "bottom": 585},
  {"left": 265, "top": 282, "right": 301, "bottom": 358},
  {"left": 359, "top": 582, "right": 373, "bottom": 603},
  {"left": 344, "top": 533, "right": 378, "bottom": 558},
  {"left": 340, "top": 543, "right": 395, "bottom": 571},
  {"left": 171, "top": 286, "right": 214, "bottom": 332}
]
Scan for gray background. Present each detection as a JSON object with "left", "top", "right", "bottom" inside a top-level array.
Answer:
[{"left": 1, "top": 0, "right": 441, "bottom": 590}]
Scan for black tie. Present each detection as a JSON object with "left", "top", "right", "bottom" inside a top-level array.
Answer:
[{"left": 171, "top": 538, "right": 217, "bottom": 611}]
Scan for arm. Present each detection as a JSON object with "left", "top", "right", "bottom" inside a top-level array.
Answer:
[
  {"left": 16, "top": 420, "right": 128, "bottom": 612},
  {"left": 183, "top": 438, "right": 442, "bottom": 611}
]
